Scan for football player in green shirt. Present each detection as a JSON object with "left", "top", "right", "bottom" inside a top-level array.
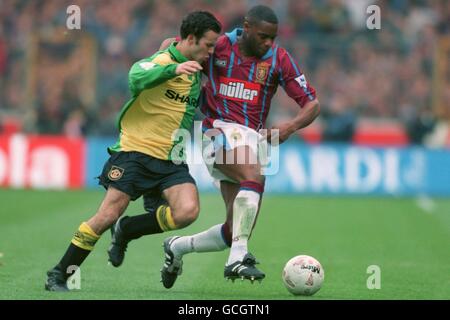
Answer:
[{"left": 45, "top": 11, "right": 221, "bottom": 292}]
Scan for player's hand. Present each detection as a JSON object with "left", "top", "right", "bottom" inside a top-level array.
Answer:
[
  {"left": 175, "top": 61, "right": 203, "bottom": 76},
  {"left": 261, "top": 122, "right": 295, "bottom": 144},
  {"left": 159, "top": 37, "right": 176, "bottom": 51}
]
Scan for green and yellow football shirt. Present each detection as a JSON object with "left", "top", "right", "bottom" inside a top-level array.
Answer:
[{"left": 109, "top": 42, "right": 200, "bottom": 160}]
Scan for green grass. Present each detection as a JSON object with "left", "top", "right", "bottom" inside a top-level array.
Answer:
[{"left": 0, "top": 189, "right": 449, "bottom": 300}]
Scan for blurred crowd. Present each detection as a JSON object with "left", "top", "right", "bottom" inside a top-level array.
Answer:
[{"left": 0, "top": 0, "right": 449, "bottom": 144}]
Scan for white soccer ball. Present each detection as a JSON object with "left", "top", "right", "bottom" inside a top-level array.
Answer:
[{"left": 282, "top": 255, "right": 324, "bottom": 296}]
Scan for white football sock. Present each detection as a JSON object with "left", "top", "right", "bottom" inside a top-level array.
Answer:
[
  {"left": 227, "top": 189, "right": 260, "bottom": 265},
  {"left": 170, "top": 224, "right": 228, "bottom": 259}
]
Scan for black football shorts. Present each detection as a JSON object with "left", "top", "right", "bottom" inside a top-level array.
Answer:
[{"left": 98, "top": 151, "right": 196, "bottom": 201}]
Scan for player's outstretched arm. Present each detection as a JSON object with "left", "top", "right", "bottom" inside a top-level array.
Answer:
[
  {"left": 129, "top": 60, "right": 202, "bottom": 95},
  {"left": 129, "top": 59, "right": 177, "bottom": 94},
  {"left": 269, "top": 48, "right": 321, "bottom": 143},
  {"left": 266, "top": 98, "right": 320, "bottom": 143}
]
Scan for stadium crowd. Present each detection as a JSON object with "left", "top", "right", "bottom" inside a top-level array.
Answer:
[{"left": 0, "top": 0, "right": 449, "bottom": 144}]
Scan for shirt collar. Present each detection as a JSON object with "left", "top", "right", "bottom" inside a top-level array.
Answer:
[
  {"left": 225, "top": 28, "right": 241, "bottom": 45},
  {"left": 226, "top": 28, "right": 274, "bottom": 60},
  {"left": 168, "top": 42, "right": 189, "bottom": 63}
]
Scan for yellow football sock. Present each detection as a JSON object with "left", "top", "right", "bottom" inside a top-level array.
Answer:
[
  {"left": 71, "top": 222, "right": 100, "bottom": 251},
  {"left": 155, "top": 205, "right": 177, "bottom": 231}
]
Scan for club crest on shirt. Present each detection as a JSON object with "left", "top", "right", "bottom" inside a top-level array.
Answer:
[
  {"left": 255, "top": 62, "right": 270, "bottom": 84},
  {"left": 214, "top": 59, "right": 227, "bottom": 67},
  {"left": 230, "top": 129, "right": 242, "bottom": 141}
]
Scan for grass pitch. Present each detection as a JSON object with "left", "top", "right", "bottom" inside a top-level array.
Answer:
[{"left": 0, "top": 189, "right": 449, "bottom": 300}]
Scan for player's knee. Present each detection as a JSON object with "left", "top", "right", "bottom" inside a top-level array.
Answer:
[
  {"left": 250, "top": 174, "right": 264, "bottom": 185},
  {"left": 173, "top": 201, "right": 199, "bottom": 227},
  {"left": 185, "top": 201, "right": 200, "bottom": 224},
  {"left": 238, "top": 166, "right": 264, "bottom": 184},
  {"left": 260, "top": 175, "right": 266, "bottom": 185}
]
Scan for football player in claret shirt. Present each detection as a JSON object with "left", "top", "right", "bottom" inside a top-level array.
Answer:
[
  {"left": 44, "top": 11, "right": 221, "bottom": 292},
  {"left": 109, "top": 5, "right": 320, "bottom": 288}
]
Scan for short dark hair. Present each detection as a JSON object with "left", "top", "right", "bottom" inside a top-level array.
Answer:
[
  {"left": 246, "top": 5, "right": 278, "bottom": 25},
  {"left": 180, "top": 11, "right": 222, "bottom": 40}
]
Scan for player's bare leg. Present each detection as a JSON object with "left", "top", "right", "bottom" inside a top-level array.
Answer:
[
  {"left": 87, "top": 187, "right": 131, "bottom": 234},
  {"left": 46, "top": 187, "right": 130, "bottom": 291},
  {"left": 162, "top": 183, "right": 200, "bottom": 228},
  {"left": 108, "top": 183, "right": 199, "bottom": 267}
]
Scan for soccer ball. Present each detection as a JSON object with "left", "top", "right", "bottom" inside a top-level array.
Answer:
[{"left": 282, "top": 255, "right": 324, "bottom": 296}]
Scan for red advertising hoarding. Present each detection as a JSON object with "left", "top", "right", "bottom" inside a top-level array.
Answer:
[{"left": 0, "top": 134, "right": 85, "bottom": 189}]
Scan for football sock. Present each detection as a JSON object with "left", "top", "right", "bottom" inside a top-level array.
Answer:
[
  {"left": 155, "top": 204, "right": 178, "bottom": 231},
  {"left": 170, "top": 224, "right": 230, "bottom": 259},
  {"left": 55, "top": 222, "right": 100, "bottom": 279},
  {"left": 120, "top": 212, "right": 163, "bottom": 240},
  {"left": 227, "top": 181, "right": 263, "bottom": 266},
  {"left": 221, "top": 222, "right": 232, "bottom": 247}
]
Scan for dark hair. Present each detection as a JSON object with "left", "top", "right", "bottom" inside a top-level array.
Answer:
[
  {"left": 246, "top": 5, "right": 278, "bottom": 25},
  {"left": 180, "top": 11, "right": 222, "bottom": 40}
]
